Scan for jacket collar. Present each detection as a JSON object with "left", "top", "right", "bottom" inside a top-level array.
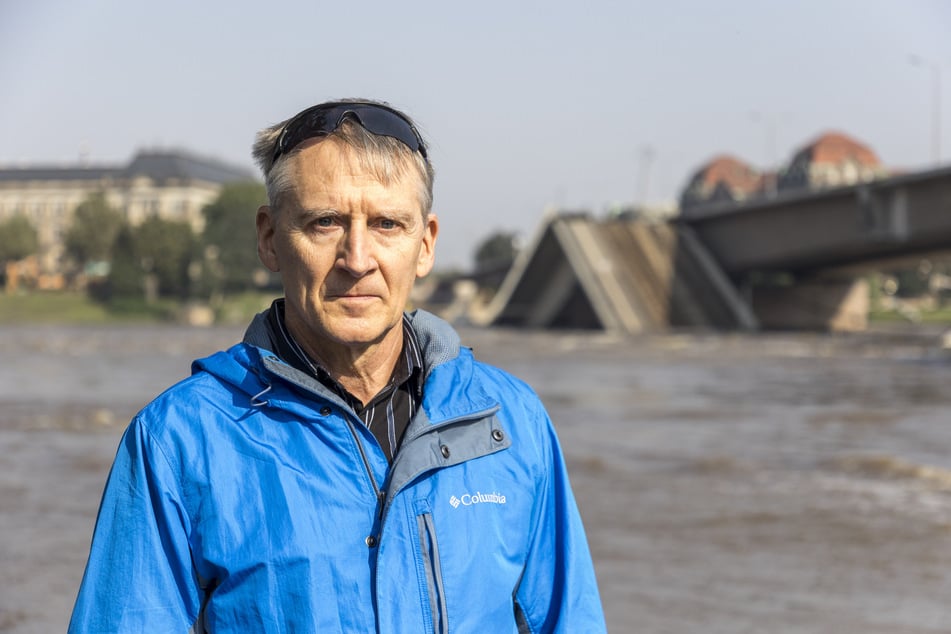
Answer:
[
  {"left": 195, "top": 308, "right": 496, "bottom": 426},
  {"left": 241, "top": 307, "right": 461, "bottom": 384}
]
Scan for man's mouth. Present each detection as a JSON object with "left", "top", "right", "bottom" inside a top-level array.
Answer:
[{"left": 329, "top": 293, "right": 378, "bottom": 301}]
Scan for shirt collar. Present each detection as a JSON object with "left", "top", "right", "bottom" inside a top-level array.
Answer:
[{"left": 263, "top": 298, "right": 422, "bottom": 396}]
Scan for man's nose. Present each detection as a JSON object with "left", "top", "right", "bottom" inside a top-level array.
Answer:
[{"left": 337, "top": 224, "right": 375, "bottom": 276}]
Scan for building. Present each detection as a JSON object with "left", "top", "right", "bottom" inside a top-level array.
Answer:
[
  {"left": 777, "top": 131, "right": 886, "bottom": 191},
  {"left": 680, "top": 131, "right": 889, "bottom": 215},
  {"left": 0, "top": 150, "right": 257, "bottom": 277},
  {"left": 679, "top": 154, "right": 764, "bottom": 213}
]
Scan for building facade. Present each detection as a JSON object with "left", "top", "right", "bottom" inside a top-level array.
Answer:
[
  {"left": 0, "top": 150, "right": 257, "bottom": 278},
  {"left": 777, "top": 131, "right": 886, "bottom": 191},
  {"left": 679, "top": 154, "right": 765, "bottom": 212}
]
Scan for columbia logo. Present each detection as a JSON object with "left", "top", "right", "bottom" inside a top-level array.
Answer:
[{"left": 449, "top": 491, "right": 507, "bottom": 508}]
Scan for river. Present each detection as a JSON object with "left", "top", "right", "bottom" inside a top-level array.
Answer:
[{"left": 2, "top": 323, "right": 951, "bottom": 632}]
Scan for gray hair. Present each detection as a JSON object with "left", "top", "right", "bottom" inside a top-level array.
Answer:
[{"left": 251, "top": 102, "right": 435, "bottom": 215}]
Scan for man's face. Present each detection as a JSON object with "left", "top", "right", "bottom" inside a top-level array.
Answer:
[{"left": 256, "top": 138, "right": 438, "bottom": 354}]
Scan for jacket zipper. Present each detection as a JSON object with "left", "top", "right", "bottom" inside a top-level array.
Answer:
[
  {"left": 343, "top": 417, "right": 385, "bottom": 522},
  {"left": 416, "top": 511, "right": 448, "bottom": 634}
]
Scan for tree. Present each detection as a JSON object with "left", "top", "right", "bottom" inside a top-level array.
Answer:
[
  {"left": 474, "top": 231, "right": 519, "bottom": 272},
  {"left": 106, "top": 217, "right": 196, "bottom": 301},
  {"left": 106, "top": 223, "right": 143, "bottom": 299},
  {"left": 64, "top": 192, "right": 123, "bottom": 270},
  {"left": 0, "top": 214, "right": 39, "bottom": 264},
  {"left": 202, "top": 182, "right": 267, "bottom": 293},
  {"left": 134, "top": 216, "right": 196, "bottom": 299}
]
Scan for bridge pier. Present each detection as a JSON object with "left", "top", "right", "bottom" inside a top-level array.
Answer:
[{"left": 749, "top": 274, "right": 870, "bottom": 332}]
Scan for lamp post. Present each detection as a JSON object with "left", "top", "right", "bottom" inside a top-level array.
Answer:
[{"left": 908, "top": 54, "right": 942, "bottom": 165}]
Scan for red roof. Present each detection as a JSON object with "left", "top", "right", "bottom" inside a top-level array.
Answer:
[
  {"left": 696, "top": 154, "right": 761, "bottom": 195},
  {"left": 795, "top": 131, "right": 881, "bottom": 167}
]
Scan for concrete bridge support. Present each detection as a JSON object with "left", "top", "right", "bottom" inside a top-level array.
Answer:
[
  {"left": 748, "top": 274, "right": 870, "bottom": 332},
  {"left": 478, "top": 215, "right": 759, "bottom": 334}
]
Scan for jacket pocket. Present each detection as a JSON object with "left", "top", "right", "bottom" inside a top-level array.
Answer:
[{"left": 415, "top": 506, "right": 448, "bottom": 634}]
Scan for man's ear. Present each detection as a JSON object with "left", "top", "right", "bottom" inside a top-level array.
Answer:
[
  {"left": 256, "top": 205, "right": 280, "bottom": 272},
  {"left": 416, "top": 213, "right": 439, "bottom": 278}
]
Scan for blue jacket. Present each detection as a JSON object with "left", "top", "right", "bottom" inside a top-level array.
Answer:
[{"left": 69, "top": 310, "right": 606, "bottom": 633}]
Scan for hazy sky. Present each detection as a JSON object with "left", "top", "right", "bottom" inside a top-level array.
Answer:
[{"left": 2, "top": 0, "right": 950, "bottom": 269}]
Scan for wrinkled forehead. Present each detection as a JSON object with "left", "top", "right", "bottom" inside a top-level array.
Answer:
[{"left": 283, "top": 137, "right": 428, "bottom": 211}]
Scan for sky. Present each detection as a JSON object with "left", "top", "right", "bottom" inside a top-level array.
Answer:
[{"left": 2, "top": 0, "right": 950, "bottom": 270}]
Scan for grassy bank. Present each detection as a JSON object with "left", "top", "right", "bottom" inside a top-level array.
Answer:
[
  {"left": 869, "top": 306, "right": 951, "bottom": 325},
  {"left": 0, "top": 291, "right": 276, "bottom": 325},
  {"left": 0, "top": 291, "right": 116, "bottom": 324}
]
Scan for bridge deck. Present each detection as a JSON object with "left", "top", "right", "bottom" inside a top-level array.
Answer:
[{"left": 681, "top": 165, "right": 951, "bottom": 275}]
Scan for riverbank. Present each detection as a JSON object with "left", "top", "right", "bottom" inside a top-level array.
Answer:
[{"left": 0, "top": 291, "right": 275, "bottom": 326}]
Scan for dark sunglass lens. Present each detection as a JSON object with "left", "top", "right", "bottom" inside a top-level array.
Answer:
[
  {"left": 274, "top": 103, "right": 426, "bottom": 162},
  {"left": 278, "top": 107, "right": 338, "bottom": 159},
  {"left": 350, "top": 107, "right": 421, "bottom": 154}
]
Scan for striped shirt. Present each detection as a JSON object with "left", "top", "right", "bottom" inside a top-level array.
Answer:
[{"left": 263, "top": 299, "right": 423, "bottom": 463}]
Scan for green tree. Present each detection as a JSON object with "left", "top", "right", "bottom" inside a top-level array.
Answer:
[
  {"left": 106, "top": 223, "right": 144, "bottom": 299},
  {"left": 106, "top": 217, "right": 196, "bottom": 301},
  {"left": 474, "top": 231, "right": 519, "bottom": 272},
  {"left": 0, "top": 214, "right": 39, "bottom": 264},
  {"left": 202, "top": 182, "right": 267, "bottom": 293},
  {"left": 64, "top": 192, "right": 123, "bottom": 269},
  {"left": 135, "top": 216, "right": 196, "bottom": 299}
]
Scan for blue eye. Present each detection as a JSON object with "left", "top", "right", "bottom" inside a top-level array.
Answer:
[{"left": 316, "top": 217, "right": 334, "bottom": 227}]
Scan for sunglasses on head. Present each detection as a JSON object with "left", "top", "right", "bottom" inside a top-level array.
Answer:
[{"left": 272, "top": 101, "right": 429, "bottom": 164}]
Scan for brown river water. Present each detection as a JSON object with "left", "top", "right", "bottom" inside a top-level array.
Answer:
[{"left": 2, "top": 323, "right": 951, "bottom": 633}]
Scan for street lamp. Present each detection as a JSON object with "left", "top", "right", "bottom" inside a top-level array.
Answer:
[{"left": 908, "top": 54, "right": 942, "bottom": 165}]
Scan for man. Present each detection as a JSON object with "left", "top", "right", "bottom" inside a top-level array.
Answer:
[{"left": 70, "top": 100, "right": 606, "bottom": 632}]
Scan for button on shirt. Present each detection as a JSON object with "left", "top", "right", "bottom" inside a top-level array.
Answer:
[{"left": 263, "top": 299, "right": 423, "bottom": 463}]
